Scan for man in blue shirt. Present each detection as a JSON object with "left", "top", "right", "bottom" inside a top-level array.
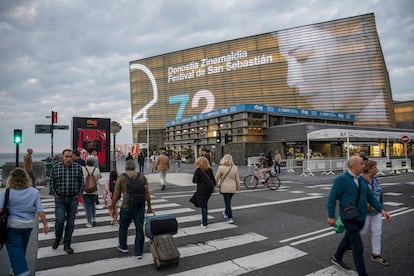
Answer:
[
  {"left": 327, "top": 156, "right": 391, "bottom": 276},
  {"left": 49, "top": 149, "right": 84, "bottom": 254}
]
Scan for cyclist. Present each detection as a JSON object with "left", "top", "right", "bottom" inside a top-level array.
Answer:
[{"left": 259, "top": 151, "right": 273, "bottom": 182}]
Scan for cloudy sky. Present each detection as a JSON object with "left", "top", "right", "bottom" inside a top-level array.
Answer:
[{"left": 1, "top": 0, "right": 413, "bottom": 154}]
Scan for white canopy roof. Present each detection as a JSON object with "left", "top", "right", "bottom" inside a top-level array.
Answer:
[{"left": 307, "top": 128, "right": 414, "bottom": 140}]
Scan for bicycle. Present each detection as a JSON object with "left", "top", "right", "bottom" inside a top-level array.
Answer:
[{"left": 243, "top": 164, "right": 281, "bottom": 190}]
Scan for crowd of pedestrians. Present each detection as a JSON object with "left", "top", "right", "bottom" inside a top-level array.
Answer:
[{"left": 0, "top": 147, "right": 395, "bottom": 275}]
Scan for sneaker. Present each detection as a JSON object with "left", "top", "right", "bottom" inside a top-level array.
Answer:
[
  {"left": 86, "top": 223, "right": 93, "bottom": 228},
  {"left": 52, "top": 240, "right": 59, "bottom": 249},
  {"left": 200, "top": 224, "right": 208, "bottom": 229},
  {"left": 223, "top": 211, "right": 228, "bottom": 219},
  {"left": 331, "top": 256, "right": 351, "bottom": 270},
  {"left": 96, "top": 204, "right": 105, "bottom": 210},
  {"left": 227, "top": 218, "right": 234, "bottom": 224},
  {"left": 136, "top": 255, "right": 143, "bottom": 259},
  {"left": 64, "top": 245, "right": 74, "bottom": 254},
  {"left": 116, "top": 245, "right": 129, "bottom": 253},
  {"left": 371, "top": 255, "right": 390, "bottom": 266}
]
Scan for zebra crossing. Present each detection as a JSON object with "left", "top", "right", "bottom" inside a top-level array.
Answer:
[{"left": 34, "top": 190, "right": 365, "bottom": 276}]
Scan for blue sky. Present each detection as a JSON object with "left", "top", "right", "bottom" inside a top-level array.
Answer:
[{"left": 1, "top": 0, "right": 413, "bottom": 153}]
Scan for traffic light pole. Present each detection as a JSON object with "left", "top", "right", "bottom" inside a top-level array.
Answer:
[
  {"left": 51, "top": 111, "right": 55, "bottom": 158},
  {"left": 15, "top": 143, "right": 19, "bottom": 167}
]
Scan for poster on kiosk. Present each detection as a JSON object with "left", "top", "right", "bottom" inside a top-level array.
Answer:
[{"left": 72, "top": 117, "right": 111, "bottom": 172}]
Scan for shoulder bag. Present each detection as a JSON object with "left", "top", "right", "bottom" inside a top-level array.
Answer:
[
  {"left": 0, "top": 188, "right": 10, "bottom": 249},
  {"left": 341, "top": 179, "right": 361, "bottom": 220}
]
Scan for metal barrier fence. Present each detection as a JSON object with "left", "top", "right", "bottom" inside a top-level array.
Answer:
[{"left": 247, "top": 156, "right": 412, "bottom": 177}]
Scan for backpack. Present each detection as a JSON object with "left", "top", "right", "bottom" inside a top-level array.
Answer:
[
  {"left": 84, "top": 167, "right": 98, "bottom": 193},
  {"left": 123, "top": 173, "right": 145, "bottom": 208}
]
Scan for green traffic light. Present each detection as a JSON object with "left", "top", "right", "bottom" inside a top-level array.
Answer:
[{"left": 13, "top": 129, "right": 22, "bottom": 144}]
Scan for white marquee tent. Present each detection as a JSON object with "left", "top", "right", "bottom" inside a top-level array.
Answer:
[{"left": 307, "top": 128, "right": 414, "bottom": 160}]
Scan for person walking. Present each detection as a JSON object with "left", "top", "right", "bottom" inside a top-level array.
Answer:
[
  {"left": 103, "top": 170, "right": 119, "bottom": 225},
  {"left": 273, "top": 150, "right": 282, "bottom": 174},
  {"left": 327, "top": 156, "right": 391, "bottom": 276},
  {"left": 137, "top": 152, "right": 145, "bottom": 173},
  {"left": 81, "top": 156, "right": 101, "bottom": 228},
  {"left": 23, "top": 148, "right": 36, "bottom": 187},
  {"left": 49, "top": 149, "right": 84, "bottom": 254},
  {"left": 215, "top": 154, "right": 240, "bottom": 224},
  {"left": 0, "top": 168, "right": 49, "bottom": 276},
  {"left": 360, "top": 160, "right": 390, "bottom": 266},
  {"left": 72, "top": 150, "right": 86, "bottom": 166},
  {"left": 192, "top": 156, "right": 216, "bottom": 228},
  {"left": 109, "top": 160, "right": 152, "bottom": 259},
  {"left": 154, "top": 150, "right": 170, "bottom": 191}
]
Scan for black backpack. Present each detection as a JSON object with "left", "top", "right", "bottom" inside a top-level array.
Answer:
[{"left": 123, "top": 173, "right": 145, "bottom": 208}]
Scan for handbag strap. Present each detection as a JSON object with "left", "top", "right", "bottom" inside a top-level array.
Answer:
[
  {"left": 356, "top": 178, "right": 362, "bottom": 205},
  {"left": 220, "top": 166, "right": 233, "bottom": 183},
  {"left": 2, "top": 188, "right": 10, "bottom": 210},
  {"left": 202, "top": 170, "right": 215, "bottom": 186}
]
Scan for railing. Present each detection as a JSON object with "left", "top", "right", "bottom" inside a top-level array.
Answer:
[{"left": 247, "top": 157, "right": 413, "bottom": 177}]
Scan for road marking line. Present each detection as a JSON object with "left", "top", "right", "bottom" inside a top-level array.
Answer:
[
  {"left": 38, "top": 214, "right": 214, "bottom": 240},
  {"left": 36, "top": 233, "right": 267, "bottom": 276},
  {"left": 37, "top": 221, "right": 237, "bottom": 258},
  {"left": 305, "top": 265, "right": 358, "bottom": 275},
  {"left": 280, "top": 227, "right": 333, "bottom": 243},
  {"left": 169, "top": 245, "right": 307, "bottom": 276}
]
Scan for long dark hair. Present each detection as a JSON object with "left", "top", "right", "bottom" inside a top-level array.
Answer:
[{"left": 109, "top": 170, "right": 118, "bottom": 193}]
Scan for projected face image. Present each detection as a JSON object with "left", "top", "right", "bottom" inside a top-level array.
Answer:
[{"left": 275, "top": 24, "right": 387, "bottom": 123}]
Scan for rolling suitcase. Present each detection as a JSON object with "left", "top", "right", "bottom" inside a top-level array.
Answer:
[{"left": 149, "top": 233, "right": 180, "bottom": 270}]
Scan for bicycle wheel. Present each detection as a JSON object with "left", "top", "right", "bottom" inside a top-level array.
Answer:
[
  {"left": 265, "top": 174, "right": 281, "bottom": 190},
  {"left": 243, "top": 174, "right": 258, "bottom": 189}
]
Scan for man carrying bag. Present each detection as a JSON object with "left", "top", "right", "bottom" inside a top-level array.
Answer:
[{"left": 326, "top": 156, "right": 391, "bottom": 276}]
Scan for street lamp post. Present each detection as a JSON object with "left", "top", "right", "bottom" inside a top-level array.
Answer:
[{"left": 110, "top": 121, "right": 121, "bottom": 171}]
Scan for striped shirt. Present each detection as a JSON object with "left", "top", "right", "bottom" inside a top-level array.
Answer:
[{"left": 49, "top": 162, "right": 84, "bottom": 196}]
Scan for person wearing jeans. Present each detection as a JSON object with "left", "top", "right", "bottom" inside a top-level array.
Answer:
[
  {"left": 192, "top": 156, "right": 216, "bottom": 228},
  {"left": 327, "top": 156, "right": 391, "bottom": 276},
  {"left": 118, "top": 207, "right": 145, "bottom": 256},
  {"left": 49, "top": 149, "right": 84, "bottom": 254},
  {"left": 0, "top": 168, "right": 49, "bottom": 276},
  {"left": 109, "top": 160, "right": 152, "bottom": 258},
  {"left": 81, "top": 157, "right": 101, "bottom": 227},
  {"left": 215, "top": 154, "right": 240, "bottom": 224},
  {"left": 54, "top": 196, "right": 78, "bottom": 248}
]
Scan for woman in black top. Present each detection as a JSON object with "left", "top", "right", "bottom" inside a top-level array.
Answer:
[{"left": 192, "top": 156, "right": 216, "bottom": 228}]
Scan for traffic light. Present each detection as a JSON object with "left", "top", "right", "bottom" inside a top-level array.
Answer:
[
  {"left": 225, "top": 134, "right": 233, "bottom": 144},
  {"left": 216, "top": 133, "right": 221, "bottom": 143},
  {"left": 13, "top": 129, "right": 22, "bottom": 144}
]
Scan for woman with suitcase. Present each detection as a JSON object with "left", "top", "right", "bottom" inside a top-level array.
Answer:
[{"left": 192, "top": 156, "right": 216, "bottom": 228}]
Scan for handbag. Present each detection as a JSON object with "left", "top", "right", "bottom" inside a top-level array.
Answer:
[
  {"left": 341, "top": 179, "right": 361, "bottom": 220},
  {"left": 189, "top": 192, "right": 200, "bottom": 207},
  {"left": 0, "top": 189, "right": 10, "bottom": 250}
]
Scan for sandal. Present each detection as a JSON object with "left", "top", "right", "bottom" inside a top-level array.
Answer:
[{"left": 371, "top": 255, "right": 390, "bottom": 266}]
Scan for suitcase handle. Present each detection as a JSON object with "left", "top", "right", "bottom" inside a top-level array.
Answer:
[{"left": 145, "top": 211, "right": 156, "bottom": 218}]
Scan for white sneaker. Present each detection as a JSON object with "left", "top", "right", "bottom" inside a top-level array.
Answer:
[
  {"left": 86, "top": 223, "right": 93, "bottom": 228},
  {"left": 227, "top": 218, "right": 234, "bottom": 224},
  {"left": 116, "top": 245, "right": 129, "bottom": 253},
  {"left": 96, "top": 204, "right": 105, "bottom": 210},
  {"left": 223, "top": 211, "right": 228, "bottom": 219},
  {"left": 200, "top": 224, "right": 208, "bottom": 229}
]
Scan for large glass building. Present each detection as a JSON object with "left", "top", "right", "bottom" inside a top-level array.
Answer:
[{"left": 129, "top": 13, "right": 405, "bottom": 163}]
